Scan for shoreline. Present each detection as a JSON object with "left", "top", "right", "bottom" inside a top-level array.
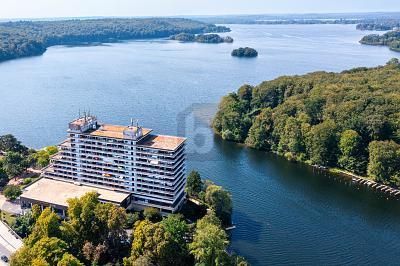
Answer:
[{"left": 216, "top": 133, "right": 400, "bottom": 199}]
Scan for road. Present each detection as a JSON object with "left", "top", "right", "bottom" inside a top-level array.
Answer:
[
  {"left": 0, "top": 195, "right": 23, "bottom": 265},
  {"left": 0, "top": 221, "right": 23, "bottom": 265}
]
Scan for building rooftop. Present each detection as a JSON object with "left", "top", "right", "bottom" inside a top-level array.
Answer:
[
  {"left": 138, "top": 134, "right": 186, "bottom": 151},
  {"left": 90, "top": 124, "right": 152, "bottom": 140},
  {"left": 21, "top": 178, "right": 130, "bottom": 207}
]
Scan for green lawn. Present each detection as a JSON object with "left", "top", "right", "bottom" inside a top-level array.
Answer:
[{"left": 1, "top": 210, "right": 16, "bottom": 226}]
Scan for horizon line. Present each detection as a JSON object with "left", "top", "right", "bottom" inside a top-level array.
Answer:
[{"left": 1, "top": 10, "right": 400, "bottom": 22}]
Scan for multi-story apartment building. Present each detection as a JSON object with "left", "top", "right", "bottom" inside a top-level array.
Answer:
[{"left": 40, "top": 115, "right": 187, "bottom": 213}]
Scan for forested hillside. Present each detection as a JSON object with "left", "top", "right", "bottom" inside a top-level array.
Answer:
[
  {"left": 0, "top": 18, "right": 230, "bottom": 62},
  {"left": 213, "top": 59, "right": 400, "bottom": 187},
  {"left": 360, "top": 30, "right": 400, "bottom": 52}
]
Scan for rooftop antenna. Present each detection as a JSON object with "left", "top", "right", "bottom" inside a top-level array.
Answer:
[
  {"left": 130, "top": 118, "right": 134, "bottom": 127},
  {"left": 136, "top": 119, "right": 139, "bottom": 128},
  {"left": 78, "top": 109, "right": 81, "bottom": 118}
]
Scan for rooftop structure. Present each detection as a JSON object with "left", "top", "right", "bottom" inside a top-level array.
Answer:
[
  {"left": 20, "top": 178, "right": 131, "bottom": 216},
  {"left": 34, "top": 115, "right": 187, "bottom": 213}
]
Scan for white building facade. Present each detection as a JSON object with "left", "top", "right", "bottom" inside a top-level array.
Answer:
[{"left": 43, "top": 115, "right": 187, "bottom": 213}]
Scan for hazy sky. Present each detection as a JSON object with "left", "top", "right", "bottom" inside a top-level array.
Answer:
[{"left": 1, "top": 0, "right": 400, "bottom": 19}]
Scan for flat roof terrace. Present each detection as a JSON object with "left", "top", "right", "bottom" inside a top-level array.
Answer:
[
  {"left": 90, "top": 124, "right": 152, "bottom": 140},
  {"left": 138, "top": 134, "right": 186, "bottom": 151},
  {"left": 20, "top": 178, "right": 130, "bottom": 208}
]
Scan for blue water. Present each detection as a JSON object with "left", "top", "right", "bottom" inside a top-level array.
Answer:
[{"left": 1, "top": 24, "right": 400, "bottom": 265}]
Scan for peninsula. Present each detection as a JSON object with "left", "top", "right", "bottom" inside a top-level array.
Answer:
[
  {"left": 0, "top": 18, "right": 230, "bottom": 63},
  {"left": 360, "top": 30, "right": 400, "bottom": 52},
  {"left": 213, "top": 59, "right": 400, "bottom": 188}
]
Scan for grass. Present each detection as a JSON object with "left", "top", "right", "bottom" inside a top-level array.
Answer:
[
  {"left": 1, "top": 210, "right": 16, "bottom": 226},
  {"left": 20, "top": 174, "right": 40, "bottom": 189},
  {"left": 328, "top": 167, "right": 372, "bottom": 180}
]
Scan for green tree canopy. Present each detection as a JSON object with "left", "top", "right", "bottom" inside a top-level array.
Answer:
[
  {"left": 0, "top": 134, "right": 27, "bottom": 153},
  {"left": 368, "top": 140, "right": 400, "bottom": 186},
  {"left": 189, "top": 212, "right": 229, "bottom": 265},
  {"left": 143, "top": 207, "right": 162, "bottom": 223},
  {"left": 185, "top": 171, "right": 203, "bottom": 198},
  {"left": 205, "top": 185, "right": 233, "bottom": 226},
  {"left": 213, "top": 63, "right": 400, "bottom": 185},
  {"left": 338, "top": 130, "right": 367, "bottom": 174},
  {"left": 3, "top": 185, "right": 22, "bottom": 201},
  {"left": 2, "top": 151, "right": 27, "bottom": 178}
]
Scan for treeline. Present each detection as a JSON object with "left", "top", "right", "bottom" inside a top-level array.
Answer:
[
  {"left": 10, "top": 175, "right": 247, "bottom": 265},
  {"left": 192, "top": 13, "right": 400, "bottom": 26},
  {"left": 213, "top": 60, "right": 400, "bottom": 187},
  {"left": 170, "top": 33, "right": 234, "bottom": 43},
  {"left": 360, "top": 30, "right": 400, "bottom": 52},
  {"left": 0, "top": 18, "right": 230, "bottom": 62},
  {"left": 356, "top": 19, "right": 400, "bottom": 31}
]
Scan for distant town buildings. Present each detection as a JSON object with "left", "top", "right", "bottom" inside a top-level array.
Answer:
[{"left": 20, "top": 115, "right": 186, "bottom": 214}]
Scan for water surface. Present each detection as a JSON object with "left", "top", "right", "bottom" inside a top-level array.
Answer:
[{"left": 1, "top": 24, "right": 400, "bottom": 265}]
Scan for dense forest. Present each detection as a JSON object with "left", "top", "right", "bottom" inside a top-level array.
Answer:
[
  {"left": 0, "top": 18, "right": 230, "bottom": 62},
  {"left": 231, "top": 47, "right": 258, "bottom": 57},
  {"left": 213, "top": 60, "right": 400, "bottom": 187},
  {"left": 360, "top": 30, "right": 400, "bottom": 52},
  {"left": 170, "top": 33, "right": 233, "bottom": 43}
]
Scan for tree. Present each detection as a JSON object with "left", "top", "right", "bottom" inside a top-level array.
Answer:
[
  {"left": 82, "top": 241, "right": 107, "bottom": 265},
  {"left": 61, "top": 192, "right": 128, "bottom": 262},
  {"left": 26, "top": 208, "right": 61, "bottom": 247},
  {"left": 45, "top": 146, "right": 58, "bottom": 155},
  {"left": 35, "top": 150, "right": 50, "bottom": 168},
  {"left": 237, "top": 84, "right": 253, "bottom": 103},
  {"left": 125, "top": 212, "right": 140, "bottom": 229},
  {"left": 10, "top": 245, "right": 32, "bottom": 266},
  {"left": 245, "top": 108, "right": 273, "bottom": 150},
  {"left": 204, "top": 185, "right": 232, "bottom": 225},
  {"left": 11, "top": 211, "right": 35, "bottom": 238},
  {"left": 57, "top": 253, "right": 84, "bottom": 266},
  {"left": 29, "top": 237, "right": 68, "bottom": 265},
  {"left": 129, "top": 220, "right": 171, "bottom": 265},
  {"left": 2, "top": 152, "right": 26, "bottom": 178},
  {"left": 3, "top": 185, "right": 22, "bottom": 200},
  {"left": 34, "top": 146, "right": 58, "bottom": 168},
  {"left": 308, "top": 120, "right": 338, "bottom": 166},
  {"left": 189, "top": 213, "right": 229, "bottom": 265},
  {"left": 338, "top": 130, "right": 367, "bottom": 174},
  {"left": 12, "top": 237, "right": 69, "bottom": 265},
  {"left": 160, "top": 214, "right": 192, "bottom": 265},
  {"left": 143, "top": 207, "right": 162, "bottom": 223},
  {"left": 278, "top": 117, "right": 305, "bottom": 161},
  {"left": 0, "top": 168, "right": 8, "bottom": 187},
  {"left": 124, "top": 255, "right": 155, "bottom": 266},
  {"left": 185, "top": 171, "right": 202, "bottom": 198},
  {"left": 0, "top": 134, "right": 27, "bottom": 153},
  {"left": 368, "top": 141, "right": 400, "bottom": 186}
]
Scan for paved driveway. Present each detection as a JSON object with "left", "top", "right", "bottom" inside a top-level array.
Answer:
[{"left": 0, "top": 195, "right": 21, "bottom": 215}]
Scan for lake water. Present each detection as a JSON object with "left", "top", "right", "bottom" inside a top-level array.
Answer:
[{"left": 1, "top": 24, "right": 400, "bottom": 265}]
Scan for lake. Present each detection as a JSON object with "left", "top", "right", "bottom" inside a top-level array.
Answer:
[{"left": 1, "top": 24, "right": 400, "bottom": 265}]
